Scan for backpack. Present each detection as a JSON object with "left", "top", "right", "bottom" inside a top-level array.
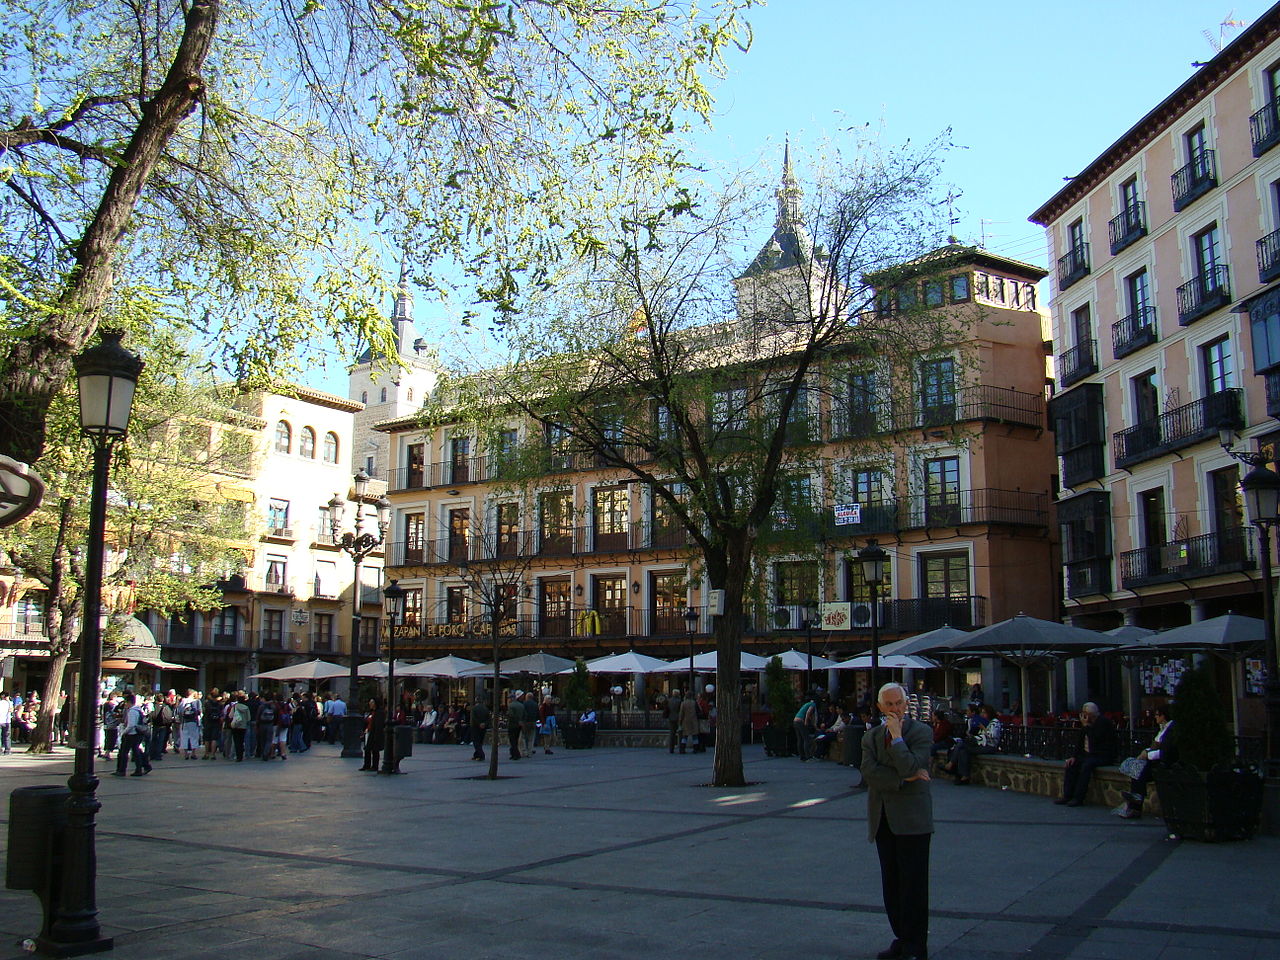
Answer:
[
  {"left": 277, "top": 704, "right": 292, "bottom": 728},
  {"left": 180, "top": 700, "right": 200, "bottom": 722},
  {"left": 257, "top": 703, "right": 276, "bottom": 724}
]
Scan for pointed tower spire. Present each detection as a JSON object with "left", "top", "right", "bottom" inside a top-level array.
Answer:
[
  {"left": 392, "top": 255, "right": 413, "bottom": 323},
  {"left": 777, "top": 136, "right": 802, "bottom": 228}
]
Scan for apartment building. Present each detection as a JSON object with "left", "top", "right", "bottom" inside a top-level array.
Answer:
[
  {"left": 376, "top": 168, "right": 1058, "bottom": 705},
  {"left": 133, "top": 386, "right": 385, "bottom": 692},
  {"left": 1032, "top": 6, "right": 1280, "bottom": 632}
]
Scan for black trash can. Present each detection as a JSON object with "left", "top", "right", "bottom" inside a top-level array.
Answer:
[
  {"left": 393, "top": 724, "right": 414, "bottom": 760},
  {"left": 6, "top": 784, "right": 70, "bottom": 893}
]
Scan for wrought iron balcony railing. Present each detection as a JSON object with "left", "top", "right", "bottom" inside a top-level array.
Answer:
[
  {"left": 1258, "top": 227, "right": 1280, "bottom": 284},
  {"left": 1057, "top": 243, "right": 1091, "bottom": 290},
  {"left": 1252, "top": 101, "right": 1280, "bottom": 157},
  {"left": 1176, "top": 265, "right": 1231, "bottom": 326},
  {"left": 1111, "top": 307, "right": 1157, "bottom": 359},
  {"left": 1119, "top": 526, "right": 1254, "bottom": 588},
  {"left": 1057, "top": 339, "right": 1097, "bottom": 388},
  {"left": 1108, "top": 203, "right": 1147, "bottom": 255},
  {"left": 1171, "top": 150, "right": 1217, "bottom": 211},
  {"left": 1060, "top": 445, "right": 1107, "bottom": 489},
  {"left": 1065, "top": 559, "right": 1111, "bottom": 599},
  {"left": 1113, "top": 388, "right": 1243, "bottom": 469},
  {"left": 1266, "top": 369, "right": 1280, "bottom": 420}
]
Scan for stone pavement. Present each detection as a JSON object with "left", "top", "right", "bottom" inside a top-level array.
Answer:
[{"left": 0, "top": 741, "right": 1277, "bottom": 960}]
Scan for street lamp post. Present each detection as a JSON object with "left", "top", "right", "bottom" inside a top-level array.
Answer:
[
  {"left": 380, "top": 579, "right": 406, "bottom": 775},
  {"left": 328, "top": 470, "right": 391, "bottom": 759},
  {"left": 803, "top": 601, "right": 817, "bottom": 696},
  {"left": 858, "top": 538, "right": 888, "bottom": 704},
  {"left": 45, "top": 330, "right": 143, "bottom": 956},
  {"left": 1240, "top": 462, "right": 1280, "bottom": 774},
  {"left": 683, "top": 607, "right": 698, "bottom": 696}
]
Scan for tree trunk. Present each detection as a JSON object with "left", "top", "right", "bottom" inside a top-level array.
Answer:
[
  {"left": 0, "top": 0, "right": 219, "bottom": 464},
  {"left": 28, "top": 648, "right": 70, "bottom": 754}
]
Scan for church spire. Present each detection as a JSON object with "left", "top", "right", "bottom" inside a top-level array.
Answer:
[
  {"left": 777, "top": 136, "right": 802, "bottom": 229},
  {"left": 392, "top": 255, "right": 413, "bottom": 323}
]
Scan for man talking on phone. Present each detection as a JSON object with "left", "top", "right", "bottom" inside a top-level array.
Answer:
[{"left": 861, "top": 681, "right": 933, "bottom": 960}]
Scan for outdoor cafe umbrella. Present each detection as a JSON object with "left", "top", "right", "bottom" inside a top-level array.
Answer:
[
  {"left": 499, "top": 652, "right": 576, "bottom": 675},
  {"left": 357, "top": 660, "right": 414, "bottom": 679},
  {"left": 1105, "top": 625, "right": 1157, "bottom": 730},
  {"left": 947, "top": 614, "right": 1119, "bottom": 725},
  {"left": 398, "top": 655, "right": 488, "bottom": 678},
  {"left": 1129, "top": 614, "right": 1266, "bottom": 732},
  {"left": 247, "top": 658, "right": 348, "bottom": 682},
  {"left": 765, "top": 649, "right": 841, "bottom": 672},
  {"left": 878, "top": 625, "right": 970, "bottom": 658},
  {"left": 832, "top": 653, "right": 938, "bottom": 671},
  {"left": 652, "top": 650, "right": 771, "bottom": 673},
  {"left": 103, "top": 647, "right": 197, "bottom": 672},
  {"left": 574, "top": 651, "right": 673, "bottom": 674}
]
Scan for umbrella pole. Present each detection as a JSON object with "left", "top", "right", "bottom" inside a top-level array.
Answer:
[{"left": 1020, "top": 664, "right": 1029, "bottom": 727}]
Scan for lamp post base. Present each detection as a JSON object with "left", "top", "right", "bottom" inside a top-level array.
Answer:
[
  {"left": 34, "top": 934, "right": 114, "bottom": 958},
  {"left": 340, "top": 715, "right": 364, "bottom": 759}
]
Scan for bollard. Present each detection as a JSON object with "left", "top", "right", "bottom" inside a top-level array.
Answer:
[{"left": 6, "top": 785, "right": 71, "bottom": 943}]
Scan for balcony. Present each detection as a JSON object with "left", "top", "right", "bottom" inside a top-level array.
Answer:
[
  {"left": 262, "top": 526, "right": 295, "bottom": 543},
  {"left": 1060, "top": 446, "right": 1107, "bottom": 489},
  {"left": 875, "top": 596, "right": 987, "bottom": 633},
  {"left": 1119, "top": 527, "right": 1254, "bottom": 589},
  {"left": 1171, "top": 150, "right": 1217, "bottom": 211},
  {"left": 900, "top": 488, "right": 1049, "bottom": 530},
  {"left": 1258, "top": 228, "right": 1280, "bottom": 284},
  {"left": 1251, "top": 101, "right": 1280, "bottom": 157},
  {"left": 1267, "top": 369, "right": 1280, "bottom": 419},
  {"left": 829, "top": 385, "right": 1044, "bottom": 439},
  {"left": 1057, "top": 243, "right": 1090, "bottom": 291},
  {"left": 1111, "top": 307, "right": 1158, "bottom": 359},
  {"left": 1065, "top": 558, "right": 1112, "bottom": 599},
  {"left": 1108, "top": 203, "right": 1147, "bottom": 255},
  {"left": 824, "top": 501, "right": 901, "bottom": 538},
  {"left": 1056, "top": 339, "right": 1097, "bottom": 388},
  {"left": 1176, "top": 266, "right": 1231, "bottom": 326},
  {"left": 1113, "top": 388, "right": 1243, "bottom": 469}
]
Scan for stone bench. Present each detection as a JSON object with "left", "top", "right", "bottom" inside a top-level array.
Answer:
[{"left": 935, "top": 752, "right": 1161, "bottom": 816}]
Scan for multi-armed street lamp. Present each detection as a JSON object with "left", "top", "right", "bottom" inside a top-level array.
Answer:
[
  {"left": 858, "top": 538, "right": 888, "bottom": 703},
  {"left": 328, "top": 469, "right": 391, "bottom": 759},
  {"left": 42, "top": 330, "right": 143, "bottom": 955},
  {"left": 1222, "top": 428, "right": 1280, "bottom": 774}
]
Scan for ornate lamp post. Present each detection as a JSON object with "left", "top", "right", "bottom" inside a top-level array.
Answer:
[
  {"left": 46, "top": 330, "right": 143, "bottom": 955},
  {"left": 803, "top": 601, "right": 818, "bottom": 696},
  {"left": 1240, "top": 462, "right": 1280, "bottom": 773},
  {"left": 379, "top": 579, "right": 406, "bottom": 775},
  {"left": 858, "top": 538, "right": 888, "bottom": 702},
  {"left": 328, "top": 469, "right": 391, "bottom": 758},
  {"left": 683, "top": 606, "right": 699, "bottom": 695}
]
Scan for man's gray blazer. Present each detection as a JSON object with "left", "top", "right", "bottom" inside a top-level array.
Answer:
[{"left": 860, "top": 717, "right": 934, "bottom": 840}]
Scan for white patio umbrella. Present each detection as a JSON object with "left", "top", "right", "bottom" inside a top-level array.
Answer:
[
  {"left": 652, "top": 650, "right": 770, "bottom": 672},
  {"left": 357, "top": 660, "right": 414, "bottom": 679},
  {"left": 247, "top": 658, "right": 348, "bottom": 682},
  {"left": 832, "top": 653, "right": 938, "bottom": 671},
  {"left": 398, "top": 655, "right": 488, "bottom": 678},
  {"left": 762, "top": 649, "right": 841, "bottom": 671},
  {"left": 573, "top": 651, "right": 673, "bottom": 674}
]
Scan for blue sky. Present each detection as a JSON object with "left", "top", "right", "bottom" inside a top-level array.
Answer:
[{"left": 304, "top": 0, "right": 1270, "bottom": 396}]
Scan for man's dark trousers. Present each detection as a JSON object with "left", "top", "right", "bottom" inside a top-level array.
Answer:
[
  {"left": 116, "top": 733, "right": 150, "bottom": 774},
  {"left": 875, "top": 817, "right": 930, "bottom": 958},
  {"left": 472, "top": 725, "right": 486, "bottom": 760},
  {"left": 508, "top": 723, "right": 521, "bottom": 759},
  {"left": 1063, "top": 756, "right": 1109, "bottom": 802}
]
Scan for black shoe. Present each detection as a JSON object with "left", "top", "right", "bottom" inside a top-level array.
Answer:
[
  {"left": 1066, "top": 799, "right": 1083, "bottom": 807},
  {"left": 1053, "top": 798, "right": 1069, "bottom": 805},
  {"left": 111, "top": 771, "right": 126, "bottom": 777},
  {"left": 876, "top": 942, "right": 904, "bottom": 959},
  {"left": 130, "top": 770, "right": 147, "bottom": 777},
  {"left": 954, "top": 777, "right": 970, "bottom": 785}
]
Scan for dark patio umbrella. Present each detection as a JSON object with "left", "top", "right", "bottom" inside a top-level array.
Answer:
[
  {"left": 947, "top": 614, "right": 1120, "bottom": 724},
  {"left": 879, "top": 625, "right": 970, "bottom": 657}
]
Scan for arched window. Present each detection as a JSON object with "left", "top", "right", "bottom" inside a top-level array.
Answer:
[
  {"left": 274, "top": 420, "right": 291, "bottom": 453},
  {"left": 380, "top": 387, "right": 388, "bottom": 403},
  {"left": 299, "top": 427, "right": 316, "bottom": 458},
  {"left": 407, "top": 388, "right": 413, "bottom": 402},
  {"left": 323, "top": 432, "right": 339, "bottom": 464},
  {"left": 360, "top": 391, "right": 368, "bottom": 404}
]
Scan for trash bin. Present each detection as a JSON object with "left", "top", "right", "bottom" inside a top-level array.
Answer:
[
  {"left": 6, "top": 784, "right": 70, "bottom": 893},
  {"left": 393, "top": 724, "right": 414, "bottom": 760}
]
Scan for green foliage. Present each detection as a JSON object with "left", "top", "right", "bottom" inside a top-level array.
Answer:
[
  {"left": 765, "top": 656, "right": 798, "bottom": 729},
  {"left": 563, "top": 657, "right": 592, "bottom": 713},
  {"left": 1170, "top": 667, "right": 1235, "bottom": 771}
]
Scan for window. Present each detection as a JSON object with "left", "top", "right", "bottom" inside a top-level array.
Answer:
[
  {"left": 446, "top": 586, "right": 468, "bottom": 624},
  {"left": 1067, "top": 218, "right": 1085, "bottom": 254},
  {"left": 923, "top": 279, "right": 944, "bottom": 307},
  {"left": 948, "top": 274, "right": 971, "bottom": 303},
  {"left": 711, "top": 386, "right": 747, "bottom": 432},
  {"left": 403, "top": 589, "right": 422, "bottom": 627},
  {"left": 314, "top": 613, "right": 334, "bottom": 650},
  {"left": 265, "top": 555, "right": 287, "bottom": 588},
  {"left": 360, "top": 616, "right": 381, "bottom": 650},
  {"left": 15, "top": 594, "right": 45, "bottom": 635},
  {"left": 314, "top": 560, "right": 338, "bottom": 598},
  {"left": 1186, "top": 123, "right": 1209, "bottom": 171},
  {"left": 774, "top": 560, "right": 818, "bottom": 606},
  {"left": 1201, "top": 336, "right": 1234, "bottom": 394},
  {"left": 360, "top": 391, "right": 368, "bottom": 404},
  {"left": 540, "top": 580, "right": 572, "bottom": 636},
  {"left": 650, "top": 483, "right": 687, "bottom": 548},
  {"left": 380, "top": 387, "right": 387, "bottom": 403},
  {"left": 651, "top": 571, "right": 687, "bottom": 635},
  {"left": 1071, "top": 304, "right": 1092, "bottom": 347},
  {"left": 323, "top": 432, "right": 339, "bottom": 464},
  {"left": 404, "top": 512, "right": 425, "bottom": 563},
  {"left": 1193, "top": 223, "right": 1222, "bottom": 279},
  {"left": 299, "top": 427, "right": 316, "bottom": 459},
  {"left": 263, "top": 609, "right": 284, "bottom": 647},
  {"left": 1249, "top": 290, "right": 1280, "bottom": 371},
  {"left": 1209, "top": 465, "right": 1243, "bottom": 535},
  {"left": 406, "top": 388, "right": 413, "bottom": 402},
  {"left": 593, "top": 576, "right": 628, "bottom": 635},
  {"left": 406, "top": 442, "right": 426, "bottom": 487},
  {"left": 496, "top": 502, "right": 520, "bottom": 557},
  {"left": 896, "top": 284, "right": 918, "bottom": 311},
  {"left": 1267, "top": 62, "right": 1280, "bottom": 105},
  {"left": 1126, "top": 269, "right": 1151, "bottom": 315},
  {"left": 919, "top": 552, "right": 970, "bottom": 599},
  {"left": 274, "top": 420, "right": 291, "bottom": 453},
  {"left": 212, "top": 607, "right": 238, "bottom": 641},
  {"left": 919, "top": 357, "right": 956, "bottom": 424},
  {"left": 771, "top": 474, "right": 813, "bottom": 530},
  {"left": 839, "top": 368, "right": 878, "bottom": 436},
  {"left": 1132, "top": 369, "right": 1159, "bottom": 422},
  {"left": 538, "top": 490, "right": 573, "bottom": 554},
  {"left": 546, "top": 420, "right": 571, "bottom": 470},
  {"left": 593, "top": 485, "right": 629, "bottom": 550},
  {"left": 447, "top": 507, "right": 470, "bottom": 563},
  {"left": 849, "top": 467, "right": 888, "bottom": 505},
  {"left": 1138, "top": 487, "right": 1166, "bottom": 548},
  {"left": 923, "top": 456, "right": 961, "bottom": 525},
  {"left": 1120, "top": 176, "right": 1140, "bottom": 215},
  {"left": 267, "top": 498, "right": 289, "bottom": 532},
  {"left": 449, "top": 436, "right": 470, "bottom": 483}
]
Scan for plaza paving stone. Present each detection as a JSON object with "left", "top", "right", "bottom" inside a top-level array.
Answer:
[{"left": 0, "top": 741, "right": 1277, "bottom": 959}]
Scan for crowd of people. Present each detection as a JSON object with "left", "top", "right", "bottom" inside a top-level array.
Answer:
[{"left": 0, "top": 691, "right": 68, "bottom": 750}]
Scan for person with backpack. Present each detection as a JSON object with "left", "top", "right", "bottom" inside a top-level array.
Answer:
[
  {"left": 201, "top": 689, "right": 225, "bottom": 759},
  {"left": 149, "top": 693, "right": 175, "bottom": 761},
  {"left": 255, "top": 695, "right": 279, "bottom": 760},
  {"left": 100, "top": 694, "right": 121, "bottom": 760},
  {"left": 113, "top": 692, "right": 153, "bottom": 777},
  {"left": 177, "top": 689, "right": 202, "bottom": 759},
  {"left": 272, "top": 696, "right": 293, "bottom": 760},
  {"left": 227, "top": 692, "right": 251, "bottom": 761}
]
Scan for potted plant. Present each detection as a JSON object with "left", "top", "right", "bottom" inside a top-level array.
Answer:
[
  {"left": 561, "top": 658, "right": 593, "bottom": 749},
  {"left": 1155, "top": 667, "right": 1264, "bottom": 842},
  {"left": 762, "top": 656, "right": 798, "bottom": 757}
]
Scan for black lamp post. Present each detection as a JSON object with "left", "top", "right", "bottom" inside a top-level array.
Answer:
[
  {"left": 328, "top": 470, "right": 391, "bottom": 758},
  {"left": 858, "top": 538, "right": 888, "bottom": 702},
  {"left": 1240, "top": 462, "right": 1280, "bottom": 774},
  {"left": 379, "top": 579, "right": 406, "bottom": 775},
  {"left": 803, "top": 601, "right": 818, "bottom": 696},
  {"left": 683, "top": 606, "right": 699, "bottom": 695},
  {"left": 47, "top": 330, "right": 143, "bottom": 955}
]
